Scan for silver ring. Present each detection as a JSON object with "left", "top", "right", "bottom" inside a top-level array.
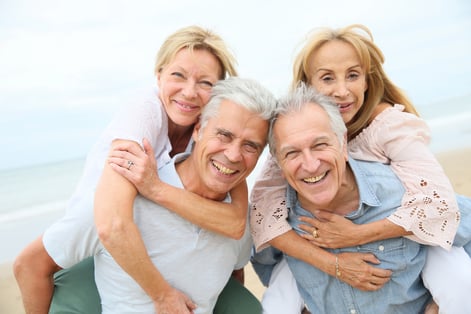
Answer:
[{"left": 127, "top": 160, "right": 134, "bottom": 170}]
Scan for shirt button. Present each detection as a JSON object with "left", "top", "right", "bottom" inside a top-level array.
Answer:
[
  {"left": 378, "top": 245, "right": 385, "bottom": 251},
  {"left": 350, "top": 309, "right": 357, "bottom": 314}
]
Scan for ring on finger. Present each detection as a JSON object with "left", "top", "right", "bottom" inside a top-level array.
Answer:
[
  {"left": 312, "top": 228, "right": 319, "bottom": 238},
  {"left": 127, "top": 160, "right": 135, "bottom": 170}
]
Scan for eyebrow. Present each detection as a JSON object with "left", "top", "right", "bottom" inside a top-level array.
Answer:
[
  {"left": 314, "top": 64, "right": 363, "bottom": 73},
  {"left": 278, "top": 135, "right": 331, "bottom": 155},
  {"left": 216, "top": 127, "right": 265, "bottom": 151}
]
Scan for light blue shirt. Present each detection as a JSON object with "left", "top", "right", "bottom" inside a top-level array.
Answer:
[
  {"left": 95, "top": 153, "right": 252, "bottom": 314},
  {"left": 285, "top": 158, "right": 431, "bottom": 314}
]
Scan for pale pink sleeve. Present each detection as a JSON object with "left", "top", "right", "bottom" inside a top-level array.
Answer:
[
  {"left": 249, "top": 154, "right": 291, "bottom": 252},
  {"left": 350, "top": 107, "right": 460, "bottom": 249}
]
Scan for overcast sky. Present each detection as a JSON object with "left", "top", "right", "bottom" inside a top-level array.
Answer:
[{"left": 1, "top": 0, "right": 470, "bottom": 170}]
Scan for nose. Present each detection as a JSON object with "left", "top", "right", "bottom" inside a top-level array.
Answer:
[
  {"left": 182, "top": 81, "right": 197, "bottom": 99},
  {"left": 224, "top": 143, "right": 243, "bottom": 163},
  {"left": 332, "top": 79, "right": 350, "bottom": 98},
  {"left": 302, "top": 151, "right": 321, "bottom": 172}
]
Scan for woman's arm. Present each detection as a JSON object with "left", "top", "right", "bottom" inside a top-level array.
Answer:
[
  {"left": 249, "top": 154, "right": 292, "bottom": 251},
  {"left": 108, "top": 138, "right": 247, "bottom": 239},
  {"left": 269, "top": 230, "right": 392, "bottom": 291},
  {"left": 349, "top": 106, "right": 460, "bottom": 249},
  {"left": 95, "top": 142, "right": 196, "bottom": 312},
  {"left": 297, "top": 211, "right": 411, "bottom": 248}
]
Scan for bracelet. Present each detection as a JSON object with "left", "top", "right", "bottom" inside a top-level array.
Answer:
[{"left": 335, "top": 256, "right": 341, "bottom": 278}]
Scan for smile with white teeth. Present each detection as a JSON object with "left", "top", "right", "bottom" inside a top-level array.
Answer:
[
  {"left": 176, "top": 101, "right": 196, "bottom": 110},
  {"left": 212, "top": 161, "right": 236, "bottom": 175},
  {"left": 303, "top": 172, "right": 326, "bottom": 183}
]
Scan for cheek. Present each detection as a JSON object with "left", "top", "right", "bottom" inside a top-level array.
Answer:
[
  {"left": 281, "top": 160, "right": 297, "bottom": 179},
  {"left": 356, "top": 81, "right": 368, "bottom": 100},
  {"left": 199, "top": 90, "right": 212, "bottom": 104},
  {"left": 310, "top": 81, "right": 332, "bottom": 96},
  {"left": 243, "top": 154, "right": 259, "bottom": 170}
]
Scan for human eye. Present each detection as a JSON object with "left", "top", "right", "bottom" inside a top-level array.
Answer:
[
  {"left": 171, "top": 72, "right": 185, "bottom": 79},
  {"left": 198, "top": 80, "right": 214, "bottom": 90},
  {"left": 347, "top": 72, "right": 360, "bottom": 81},
  {"left": 216, "top": 130, "right": 232, "bottom": 143},
  {"left": 311, "top": 141, "right": 330, "bottom": 151},
  {"left": 243, "top": 142, "right": 259, "bottom": 154},
  {"left": 320, "top": 74, "right": 334, "bottom": 83},
  {"left": 284, "top": 150, "right": 300, "bottom": 160}
]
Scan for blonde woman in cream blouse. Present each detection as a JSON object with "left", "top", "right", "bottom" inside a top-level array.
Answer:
[{"left": 250, "top": 24, "right": 471, "bottom": 314}]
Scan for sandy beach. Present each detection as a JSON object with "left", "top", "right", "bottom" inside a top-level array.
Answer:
[{"left": 1, "top": 148, "right": 469, "bottom": 314}]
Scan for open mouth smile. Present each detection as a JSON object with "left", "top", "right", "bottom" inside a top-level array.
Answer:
[
  {"left": 212, "top": 161, "right": 237, "bottom": 175},
  {"left": 303, "top": 172, "right": 327, "bottom": 183},
  {"left": 175, "top": 100, "right": 199, "bottom": 112}
]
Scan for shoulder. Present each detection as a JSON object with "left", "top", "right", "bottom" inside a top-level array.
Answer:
[{"left": 348, "top": 158, "right": 404, "bottom": 195}]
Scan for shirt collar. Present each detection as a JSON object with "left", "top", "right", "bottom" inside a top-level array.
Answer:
[{"left": 286, "top": 156, "right": 382, "bottom": 218}]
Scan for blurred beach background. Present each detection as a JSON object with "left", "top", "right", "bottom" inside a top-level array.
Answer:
[{"left": 1, "top": 0, "right": 470, "bottom": 312}]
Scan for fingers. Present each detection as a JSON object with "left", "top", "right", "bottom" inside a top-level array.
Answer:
[
  {"left": 344, "top": 271, "right": 390, "bottom": 291},
  {"left": 109, "top": 157, "right": 137, "bottom": 172},
  {"left": 185, "top": 298, "right": 197, "bottom": 311},
  {"left": 298, "top": 215, "right": 319, "bottom": 227},
  {"left": 372, "top": 267, "right": 392, "bottom": 279},
  {"left": 111, "top": 139, "right": 143, "bottom": 153},
  {"left": 142, "top": 138, "right": 155, "bottom": 156},
  {"left": 312, "top": 209, "right": 337, "bottom": 221}
]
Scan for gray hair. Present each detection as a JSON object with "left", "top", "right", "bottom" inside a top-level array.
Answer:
[
  {"left": 199, "top": 77, "right": 277, "bottom": 132},
  {"left": 268, "top": 82, "right": 347, "bottom": 157}
]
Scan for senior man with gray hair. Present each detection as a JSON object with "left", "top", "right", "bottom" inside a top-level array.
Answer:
[
  {"left": 252, "top": 83, "right": 432, "bottom": 313},
  {"left": 24, "top": 77, "right": 277, "bottom": 314}
]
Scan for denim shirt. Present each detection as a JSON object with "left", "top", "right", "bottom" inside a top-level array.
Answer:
[{"left": 285, "top": 158, "right": 430, "bottom": 314}]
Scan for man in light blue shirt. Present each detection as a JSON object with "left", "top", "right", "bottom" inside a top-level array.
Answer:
[
  {"left": 21, "top": 77, "right": 277, "bottom": 314},
  {"left": 259, "top": 84, "right": 431, "bottom": 313}
]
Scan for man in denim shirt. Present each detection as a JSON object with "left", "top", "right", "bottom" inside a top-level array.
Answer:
[{"left": 257, "top": 84, "right": 431, "bottom": 313}]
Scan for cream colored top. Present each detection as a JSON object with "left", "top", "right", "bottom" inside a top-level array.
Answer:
[{"left": 250, "top": 104, "right": 460, "bottom": 251}]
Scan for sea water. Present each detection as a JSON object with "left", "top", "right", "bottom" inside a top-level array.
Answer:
[{"left": 0, "top": 159, "right": 85, "bottom": 262}]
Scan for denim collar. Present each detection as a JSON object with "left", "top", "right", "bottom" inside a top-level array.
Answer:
[{"left": 286, "top": 157, "right": 382, "bottom": 219}]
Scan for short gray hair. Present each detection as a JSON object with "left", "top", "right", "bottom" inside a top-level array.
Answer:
[
  {"left": 199, "top": 77, "right": 277, "bottom": 132},
  {"left": 269, "top": 83, "right": 347, "bottom": 157}
]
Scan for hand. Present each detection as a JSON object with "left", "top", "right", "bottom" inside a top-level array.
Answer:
[
  {"left": 334, "top": 252, "right": 392, "bottom": 291},
  {"left": 108, "top": 138, "right": 162, "bottom": 200},
  {"left": 153, "top": 286, "right": 197, "bottom": 314},
  {"left": 299, "top": 211, "right": 362, "bottom": 248}
]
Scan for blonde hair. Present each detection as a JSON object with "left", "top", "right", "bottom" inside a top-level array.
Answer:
[
  {"left": 154, "top": 25, "right": 238, "bottom": 79},
  {"left": 292, "top": 24, "right": 418, "bottom": 140}
]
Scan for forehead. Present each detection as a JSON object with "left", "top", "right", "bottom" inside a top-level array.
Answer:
[
  {"left": 208, "top": 100, "right": 268, "bottom": 139},
  {"left": 274, "top": 104, "right": 334, "bottom": 142},
  {"left": 166, "top": 48, "right": 222, "bottom": 75},
  {"left": 309, "top": 40, "right": 361, "bottom": 70}
]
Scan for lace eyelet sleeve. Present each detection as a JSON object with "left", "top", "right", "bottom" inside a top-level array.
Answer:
[
  {"left": 349, "top": 105, "right": 460, "bottom": 249},
  {"left": 249, "top": 154, "right": 292, "bottom": 252}
]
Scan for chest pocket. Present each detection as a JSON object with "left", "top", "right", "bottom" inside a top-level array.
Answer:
[{"left": 343, "top": 237, "right": 408, "bottom": 271}]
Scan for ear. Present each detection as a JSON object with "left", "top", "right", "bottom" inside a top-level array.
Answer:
[
  {"left": 192, "top": 121, "right": 202, "bottom": 141},
  {"left": 342, "top": 133, "right": 348, "bottom": 161},
  {"left": 156, "top": 68, "right": 163, "bottom": 87}
]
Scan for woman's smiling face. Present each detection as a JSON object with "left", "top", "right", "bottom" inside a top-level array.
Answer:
[
  {"left": 307, "top": 40, "right": 368, "bottom": 124},
  {"left": 157, "top": 47, "right": 222, "bottom": 127}
]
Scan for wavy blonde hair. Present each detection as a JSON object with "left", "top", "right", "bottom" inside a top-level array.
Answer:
[
  {"left": 292, "top": 24, "right": 418, "bottom": 140},
  {"left": 154, "top": 25, "right": 238, "bottom": 79}
]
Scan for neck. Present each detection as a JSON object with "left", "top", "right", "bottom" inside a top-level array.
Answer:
[
  {"left": 302, "top": 164, "right": 359, "bottom": 216},
  {"left": 168, "top": 120, "right": 194, "bottom": 157},
  {"left": 330, "top": 166, "right": 359, "bottom": 215},
  {"left": 175, "top": 157, "right": 227, "bottom": 202}
]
